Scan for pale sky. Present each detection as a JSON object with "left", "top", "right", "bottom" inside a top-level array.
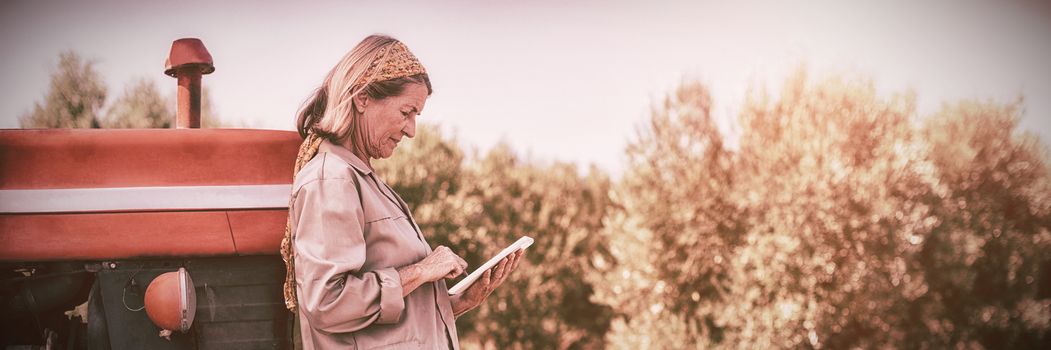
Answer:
[{"left": 2, "top": 0, "right": 1049, "bottom": 176}]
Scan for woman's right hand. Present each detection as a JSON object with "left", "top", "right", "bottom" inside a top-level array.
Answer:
[{"left": 415, "top": 246, "right": 468, "bottom": 282}]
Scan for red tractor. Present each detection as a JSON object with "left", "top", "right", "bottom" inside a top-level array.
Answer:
[{"left": 1, "top": 39, "right": 299, "bottom": 349}]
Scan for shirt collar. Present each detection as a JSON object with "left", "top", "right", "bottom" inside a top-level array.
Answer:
[{"left": 318, "top": 139, "right": 372, "bottom": 175}]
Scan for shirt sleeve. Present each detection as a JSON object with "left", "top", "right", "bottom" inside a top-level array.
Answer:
[{"left": 292, "top": 178, "right": 405, "bottom": 333}]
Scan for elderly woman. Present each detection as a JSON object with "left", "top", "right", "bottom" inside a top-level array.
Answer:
[{"left": 279, "top": 35, "right": 522, "bottom": 349}]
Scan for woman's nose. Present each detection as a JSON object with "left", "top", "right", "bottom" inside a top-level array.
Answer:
[{"left": 403, "top": 118, "right": 416, "bottom": 138}]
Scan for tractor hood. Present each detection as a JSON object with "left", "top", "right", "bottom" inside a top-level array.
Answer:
[{"left": 0, "top": 128, "right": 301, "bottom": 262}]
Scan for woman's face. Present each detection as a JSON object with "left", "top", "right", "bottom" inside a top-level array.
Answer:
[{"left": 357, "top": 83, "right": 429, "bottom": 159}]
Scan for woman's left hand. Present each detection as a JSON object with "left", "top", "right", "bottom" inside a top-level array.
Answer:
[{"left": 451, "top": 249, "right": 523, "bottom": 317}]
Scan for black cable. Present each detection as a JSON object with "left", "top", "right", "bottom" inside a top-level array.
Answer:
[{"left": 121, "top": 264, "right": 145, "bottom": 312}]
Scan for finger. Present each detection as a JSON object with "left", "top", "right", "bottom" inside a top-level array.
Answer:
[
  {"left": 498, "top": 255, "right": 510, "bottom": 273},
  {"left": 457, "top": 255, "right": 468, "bottom": 270},
  {"left": 498, "top": 256, "right": 513, "bottom": 280},
  {"left": 449, "top": 263, "right": 463, "bottom": 278},
  {"left": 492, "top": 256, "right": 509, "bottom": 281},
  {"left": 484, "top": 268, "right": 497, "bottom": 294},
  {"left": 494, "top": 252, "right": 520, "bottom": 286},
  {"left": 502, "top": 253, "right": 518, "bottom": 275},
  {"left": 491, "top": 259, "right": 511, "bottom": 289},
  {"left": 483, "top": 267, "right": 492, "bottom": 285},
  {"left": 510, "top": 250, "right": 523, "bottom": 271}
]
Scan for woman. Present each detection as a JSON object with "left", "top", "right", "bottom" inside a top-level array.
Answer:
[{"left": 280, "top": 35, "right": 522, "bottom": 349}]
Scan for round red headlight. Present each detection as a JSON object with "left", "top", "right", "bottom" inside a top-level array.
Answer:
[{"left": 144, "top": 267, "right": 196, "bottom": 333}]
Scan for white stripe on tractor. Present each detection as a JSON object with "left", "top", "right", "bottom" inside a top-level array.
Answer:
[{"left": 0, "top": 184, "right": 291, "bottom": 213}]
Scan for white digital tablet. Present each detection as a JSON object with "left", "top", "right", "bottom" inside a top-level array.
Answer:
[{"left": 447, "top": 236, "right": 533, "bottom": 295}]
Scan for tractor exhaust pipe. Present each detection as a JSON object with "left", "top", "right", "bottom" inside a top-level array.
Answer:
[{"left": 164, "top": 38, "right": 215, "bottom": 129}]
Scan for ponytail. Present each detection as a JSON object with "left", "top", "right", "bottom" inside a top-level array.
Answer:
[{"left": 296, "top": 87, "right": 328, "bottom": 139}]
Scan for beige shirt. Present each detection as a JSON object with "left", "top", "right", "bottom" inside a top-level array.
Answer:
[{"left": 291, "top": 140, "right": 460, "bottom": 350}]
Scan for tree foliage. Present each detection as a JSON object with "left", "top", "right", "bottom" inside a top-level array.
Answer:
[
  {"left": 96, "top": 80, "right": 226, "bottom": 128},
  {"left": 19, "top": 51, "right": 107, "bottom": 128},
  {"left": 103, "top": 78, "right": 172, "bottom": 128},
  {"left": 378, "top": 126, "right": 614, "bottom": 349},
  {"left": 596, "top": 70, "right": 1051, "bottom": 349},
  {"left": 919, "top": 100, "right": 1051, "bottom": 347},
  {"left": 23, "top": 51, "right": 229, "bottom": 129}
]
